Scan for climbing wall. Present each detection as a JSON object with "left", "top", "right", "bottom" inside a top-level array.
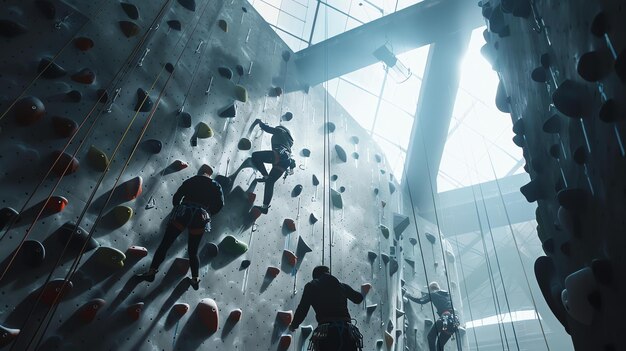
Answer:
[
  {"left": 481, "top": 0, "right": 626, "bottom": 349},
  {"left": 0, "top": 0, "right": 462, "bottom": 350}
]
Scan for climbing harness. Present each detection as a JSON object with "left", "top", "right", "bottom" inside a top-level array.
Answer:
[
  {"left": 170, "top": 203, "right": 211, "bottom": 235},
  {"left": 439, "top": 311, "right": 461, "bottom": 335},
  {"left": 307, "top": 321, "right": 364, "bottom": 351}
]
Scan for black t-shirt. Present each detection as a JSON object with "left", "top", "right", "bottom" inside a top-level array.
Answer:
[
  {"left": 259, "top": 122, "right": 293, "bottom": 153},
  {"left": 172, "top": 175, "right": 224, "bottom": 214},
  {"left": 409, "top": 290, "right": 454, "bottom": 316},
  {"left": 291, "top": 274, "right": 363, "bottom": 329}
]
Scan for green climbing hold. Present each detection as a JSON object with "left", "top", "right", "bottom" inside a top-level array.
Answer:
[
  {"left": 195, "top": 122, "right": 213, "bottom": 138},
  {"left": 330, "top": 189, "right": 343, "bottom": 209},
  {"left": 106, "top": 205, "right": 133, "bottom": 228},
  {"left": 220, "top": 235, "right": 248, "bottom": 255},
  {"left": 93, "top": 246, "right": 126, "bottom": 268},
  {"left": 238, "top": 138, "right": 251, "bottom": 150},
  {"left": 217, "top": 19, "right": 228, "bottom": 32},
  {"left": 234, "top": 85, "right": 248, "bottom": 102},
  {"left": 380, "top": 225, "right": 390, "bottom": 239},
  {"left": 87, "top": 145, "right": 109, "bottom": 172}
]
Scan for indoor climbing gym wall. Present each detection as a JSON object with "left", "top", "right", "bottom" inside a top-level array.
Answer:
[
  {"left": 0, "top": 0, "right": 461, "bottom": 350},
  {"left": 481, "top": 0, "right": 626, "bottom": 350}
]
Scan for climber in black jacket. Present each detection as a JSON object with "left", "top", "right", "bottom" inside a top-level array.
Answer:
[
  {"left": 249, "top": 118, "right": 295, "bottom": 214},
  {"left": 405, "top": 282, "right": 460, "bottom": 351},
  {"left": 137, "top": 164, "right": 224, "bottom": 290},
  {"left": 289, "top": 266, "right": 364, "bottom": 351}
]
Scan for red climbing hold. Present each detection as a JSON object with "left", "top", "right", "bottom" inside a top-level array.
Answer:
[
  {"left": 228, "top": 309, "right": 242, "bottom": 322},
  {"left": 71, "top": 68, "right": 95, "bottom": 84},
  {"left": 279, "top": 335, "right": 292, "bottom": 350},
  {"left": 277, "top": 310, "right": 293, "bottom": 326},
  {"left": 250, "top": 207, "right": 263, "bottom": 220},
  {"left": 14, "top": 96, "right": 45, "bottom": 126},
  {"left": 74, "top": 37, "right": 94, "bottom": 51},
  {"left": 78, "top": 298, "right": 106, "bottom": 324},
  {"left": 0, "top": 324, "right": 19, "bottom": 348},
  {"left": 169, "top": 160, "right": 188, "bottom": 172},
  {"left": 126, "top": 245, "right": 148, "bottom": 258},
  {"left": 266, "top": 266, "right": 280, "bottom": 278},
  {"left": 173, "top": 303, "right": 190, "bottom": 317},
  {"left": 50, "top": 151, "right": 79, "bottom": 176},
  {"left": 52, "top": 116, "right": 78, "bottom": 138},
  {"left": 247, "top": 192, "right": 256, "bottom": 205},
  {"left": 119, "top": 21, "right": 140, "bottom": 37},
  {"left": 283, "top": 250, "right": 297, "bottom": 266},
  {"left": 122, "top": 176, "right": 143, "bottom": 201},
  {"left": 361, "top": 283, "right": 372, "bottom": 295},
  {"left": 173, "top": 257, "right": 189, "bottom": 275},
  {"left": 198, "top": 298, "right": 219, "bottom": 334},
  {"left": 127, "top": 302, "right": 144, "bottom": 321},
  {"left": 283, "top": 218, "right": 296, "bottom": 232},
  {"left": 43, "top": 196, "right": 68, "bottom": 214},
  {"left": 41, "top": 279, "right": 73, "bottom": 305}
]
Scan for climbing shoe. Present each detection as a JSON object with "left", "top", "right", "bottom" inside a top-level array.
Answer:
[
  {"left": 189, "top": 277, "right": 200, "bottom": 291},
  {"left": 136, "top": 269, "right": 157, "bottom": 282}
]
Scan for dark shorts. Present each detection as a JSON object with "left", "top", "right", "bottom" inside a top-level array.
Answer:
[
  {"left": 309, "top": 322, "right": 363, "bottom": 351},
  {"left": 169, "top": 203, "right": 211, "bottom": 235}
]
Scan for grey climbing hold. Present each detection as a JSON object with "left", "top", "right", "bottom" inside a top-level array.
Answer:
[
  {"left": 301, "top": 148, "right": 311, "bottom": 157},
  {"left": 238, "top": 138, "right": 251, "bottom": 150},
  {"left": 557, "top": 188, "right": 587, "bottom": 212},
  {"left": 167, "top": 20, "right": 181, "bottom": 31},
  {"left": 135, "top": 88, "right": 153, "bottom": 112},
  {"left": 531, "top": 67, "right": 547, "bottom": 83},
  {"left": 335, "top": 145, "right": 347, "bottom": 162},
  {"left": 389, "top": 258, "right": 398, "bottom": 276},
  {"left": 20, "top": 240, "right": 45, "bottom": 267},
  {"left": 591, "top": 259, "right": 612, "bottom": 285},
  {"left": 409, "top": 238, "right": 417, "bottom": 246},
  {"left": 339, "top": 186, "right": 345, "bottom": 193},
  {"left": 235, "top": 64, "right": 244, "bottom": 76},
  {"left": 142, "top": 139, "right": 162, "bottom": 154},
  {"left": 512, "top": 118, "right": 525, "bottom": 135},
  {"left": 291, "top": 184, "right": 303, "bottom": 197},
  {"left": 55, "top": 221, "right": 99, "bottom": 252},
  {"left": 396, "top": 309, "right": 405, "bottom": 318},
  {"left": 381, "top": 253, "right": 390, "bottom": 264},
  {"left": 350, "top": 136, "right": 359, "bottom": 144},
  {"left": 179, "top": 112, "right": 192, "bottom": 128},
  {"left": 352, "top": 152, "right": 359, "bottom": 159},
  {"left": 309, "top": 213, "right": 318, "bottom": 224},
  {"left": 404, "top": 258, "right": 415, "bottom": 268},
  {"left": 543, "top": 114, "right": 561, "bottom": 133},
  {"left": 217, "top": 19, "right": 228, "bottom": 32},
  {"left": 324, "top": 122, "right": 336, "bottom": 133},
  {"left": 268, "top": 86, "right": 282, "bottom": 97},
  {"left": 366, "top": 304, "right": 378, "bottom": 314},
  {"left": 65, "top": 90, "right": 82, "bottom": 103},
  {"left": 549, "top": 144, "right": 560, "bottom": 159},
  {"left": 389, "top": 182, "right": 396, "bottom": 194},
  {"left": 218, "top": 104, "right": 236, "bottom": 118},
  {"left": 281, "top": 112, "right": 293, "bottom": 121},
  {"left": 312, "top": 175, "right": 319, "bottom": 186},
  {"left": 240, "top": 260, "right": 251, "bottom": 269},
  {"left": 0, "top": 207, "right": 19, "bottom": 231},
  {"left": 380, "top": 225, "right": 390, "bottom": 239},
  {"left": 296, "top": 237, "right": 313, "bottom": 256},
  {"left": 165, "top": 63, "right": 175, "bottom": 73},
  {"left": 425, "top": 232, "right": 436, "bottom": 244},
  {"left": 0, "top": 19, "right": 27, "bottom": 38},
  {"left": 367, "top": 251, "right": 377, "bottom": 262},
  {"left": 553, "top": 80, "right": 589, "bottom": 118},
  {"left": 577, "top": 50, "right": 612, "bottom": 82},
  {"left": 573, "top": 146, "right": 586, "bottom": 165},
  {"left": 330, "top": 189, "right": 343, "bottom": 209},
  {"left": 520, "top": 179, "right": 543, "bottom": 203},
  {"left": 281, "top": 51, "right": 291, "bottom": 62},
  {"left": 393, "top": 213, "right": 409, "bottom": 239},
  {"left": 38, "top": 58, "right": 66, "bottom": 79},
  {"left": 121, "top": 2, "right": 139, "bottom": 20},
  {"left": 331, "top": 174, "right": 338, "bottom": 181},
  {"left": 218, "top": 67, "right": 233, "bottom": 80},
  {"left": 374, "top": 154, "right": 382, "bottom": 163},
  {"left": 177, "top": 0, "right": 196, "bottom": 11}
]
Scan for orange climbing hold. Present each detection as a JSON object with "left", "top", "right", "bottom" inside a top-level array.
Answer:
[
  {"left": 384, "top": 330, "right": 394, "bottom": 348},
  {"left": 173, "top": 303, "right": 190, "bottom": 317},
  {"left": 277, "top": 310, "right": 293, "bottom": 326},
  {"left": 74, "top": 37, "right": 94, "bottom": 51},
  {"left": 51, "top": 151, "right": 79, "bottom": 177},
  {"left": 279, "top": 335, "right": 292, "bottom": 349},
  {"left": 247, "top": 192, "right": 256, "bottom": 204},
  {"left": 283, "top": 218, "right": 296, "bottom": 232},
  {"left": 119, "top": 21, "right": 140, "bottom": 37},
  {"left": 228, "top": 309, "right": 242, "bottom": 322},
  {"left": 122, "top": 176, "right": 143, "bottom": 200},
  {"left": 79, "top": 298, "right": 106, "bottom": 324},
  {"left": 198, "top": 298, "right": 219, "bottom": 334},
  {"left": 14, "top": 96, "right": 45, "bottom": 126},
  {"left": 41, "top": 279, "right": 73, "bottom": 305},
  {"left": 41, "top": 196, "right": 68, "bottom": 215},
  {"left": 0, "top": 324, "right": 19, "bottom": 348},
  {"left": 126, "top": 245, "right": 147, "bottom": 258},
  {"left": 283, "top": 250, "right": 297, "bottom": 266},
  {"left": 361, "top": 283, "right": 372, "bottom": 295},
  {"left": 52, "top": 116, "right": 78, "bottom": 138},
  {"left": 71, "top": 68, "right": 95, "bottom": 84},
  {"left": 267, "top": 266, "right": 280, "bottom": 278},
  {"left": 127, "top": 302, "right": 144, "bottom": 321},
  {"left": 169, "top": 160, "right": 188, "bottom": 172}
]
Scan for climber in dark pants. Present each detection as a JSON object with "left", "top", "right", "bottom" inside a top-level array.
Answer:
[
  {"left": 137, "top": 164, "right": 224, "bottom": 290},
  {"left": 249, "top": 118, "right": 295, "bottom": 214},
  {"left": 289, "top": 266, "right": 364, "bottom": 351},
  {"left": 405, "top": 282, "right": 460, "bottom": 351}
]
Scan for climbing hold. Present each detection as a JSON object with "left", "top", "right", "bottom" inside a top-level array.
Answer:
[
  {"left": 38, "top": 58, "right": 66, "bottom": 79},
  {"left": 389, "top": 182, "right": 396, "bottom": 194},
  {"left": 238, "top": 138, "right": 251, "bottom": 150},
  {"left": 179, "top": 112, "right": 192, "bottom": 128},
  {"left": 562, "top": 267, "right": 596, "bottom": 325},
  {"left": 577, "top": 50, "right": 612, "bottom": 82},
  {"left": 165, "top": 62, "right": 175, "bottom": 73},
  {"left": 177, "top": 0, "right": 196, "bottom": 11},
  {"left": 296, "top": 237, "right": 312, "bottom": 256},
  {"left": 331, "top": 174, "right": 338, "bottom": 181},
  {"left": 549, "top": 144, "right": 560, "bottom": 159},
  {"left": 56, "top": 221, "right": 99, "bottom": 252},
  {"left": 14, "top": 96, "right": 45, "bottom": 126},
  {"left": 542, "top": 237, "right": 554, "bottom": 254},
  {"left": 235, "top": 64, "right": 244, "bottom": 76},
  {"left": 240, "top": 260, "right": 251, "bottom": 270},
  {"left": 552, "top": 80, "right": 589, "bottom": 118},
  {"left": 93, "top": 246, "right": 126, "bottom": 268},
  {"left": 283, "top": 250, "right": 297, "bottom": 266},
  {"left": 291, "top": 184, "right": 303, "bottom": 197},
  {"left": 35, "top": 0, "right": 56, "bottom": 19},
  {"left": 277, "top": 310, "right": 293, "bottom": 326},
  {"left": 38, "top": 195, "right": 69, "bottom": 215},
  {"left": 424, "top": 319, "right": 434, "bottom": 327},
  {"left": 309, "top": 213, "right": 318, "bottom": 224},
  {"left": 409, "top": 238, "right": 417, "bottom": 246},
  {"left": 380, "top": 225, "right": 390, "bottom": 239},
  {"left": 366, "top": 304, "right": 378, "bottom": 314},
  {"left": 542, "top": 114, "right": 560, "bottom": 133},
  {"left": 616, "top": 49, "right": 626, "bottom": 84},
  {"left": 78, "top": 298, "right": 106, "bottom": 324},
  {"left": 218, "top": 103, "right": 236, "bottom": 118},
  {"left": 119, "top": 21, "right": 140, "bottom": 37},
  {"left": 126, "top": 245, "right": 148, "bottom": 258},
  {"left": 41, "top": 279, "right": 73, "bottom": 305},
  {"left": 167, "top": 20, "right": 181, "bottom": 31},
  {"left": 121, "top": 2, "right": 139, "bottom": 20},
  {"left": 335, "top": 145, "right": 347, "bottom": 162},
  {"left": 512, "top": 118, "right": 525, "bottom": 135},
  {"left": 590, "top": 12, "right": 608, "bottom": 38},
  {"left": 367, "top": 251, "right": 377, "bottom": 262},
  {"left": 0, "top": 19, "right": 27, "bottom": 38},
  {"left": 330, "top": 189, "right": 343, "bottom": 209},
  {"left": 279, "top": 335, "right": 292, "bottom": 349},
  {"left": 312, "top": 175, "right": 319, "bottom": 186},
  {"left": 195, "top": 122, "right": 213, "bottom": 139},
  {"left": 301, "top": 325, "right": 313, "bottom": 338},
  {"left": 217, "top": 19, "right": 228, "bottom": 32},
  {"left": 557, "top": 188, "right": 587, "bottom": 212},
  {"left": 393, "top": 213, "right": 409, "bottom": 238},
  {"left": 87, "top": 145, "right": 109, "bottom": 172},
  {"left": 266, "top": 266, "right": 280, "bottom": 278},
  {"left": 247, "top": 192, "right": 256, "bottom": 204},
  {"left": 361, "top": 283, "right": 372, "bottom": 295},
  {"left": 396, "top": 309, "right": 405, "bottom": 318},
  {"left": 283, "top": 218, "right": 296, "bottom": 232},
  {"left": 0, "top": 325, "right": 19, "bottom": 347},
  {"left": 384, "top": 331, "right": 394, "bottom": 348},
  {"left": 64, "top": 90, "right": 82, "bottom": 103},
  {"left": 106, "top": 205, "right": 134, "bottom": 227},
  {"left": 281, "top": 112, "right": 293, "bottom": 121},
  {"left": 205, "top": 242, "right": 219, "bottom": 258},
  {"left": 531, "top": 67, "right": 547, "bottom": 83},
  {"left": 591, "top": 259, "right": 612, "bottom": 285},
  {"left": 198, "top": 298, "right": 219, "bottom": 333},
  {"left": 142, "top": 139, "right": 162, "bottom": 154},
  {"left": 173, "top": 303, "right": 190, "bottom": 317},
  {"left": 373, "top": 188, "right": 379, "bottom": 195},
  {"left": 520, "top": 178, "right": 543, "bottom": 202},
  {"left": 404, "top": 258, "right": 415, "bottom": 268},
  {"left": 269, "top": 86, "right": 282, "bottom": 97},
  {"left": 282, "top": 51, "right": 291, "bottom": 62},
  {"left": 0, "top": 208, "right": 18, "bottom": 232},
  {"left": 220, "top": 235, "right": 248, "bottom": 255},
  {"left": 74, "top": 37, "right": 94, "bottom": 51},
  {"left": 228, "top": 309, "right": 242, "bottom": 322},
  {"left": 324, "top": 122, "right": 336, "bottom": 133},
  {"left": 352, "top": 152, "right": 359, "bottom": 160},
  {"left": 135, "top": 88, "right": 153, "bottom": 112},
  {"left": 425, "top": 232, "right": 436, "bottom": 244},
  {"left": 374, "top": 154, "right": 382, "bottom": 163},
  {"left": 301, "top": 149, "right": 311, "bottom": 157},
  {"left": 495, "top": 80, "right": 510, "bottom": 113},
  {"left": 20, "top": 240, "right": 45, "bottom": 267},
  {"left": 599, "top": 99, "right": 624, "bottom": 123},
  {"left": 389, "top": 258, "right": 399, "bottom": 276},
  {"left": 168, "top": 160, "right": 188, "bottom": 172},
  {"left": 218, "top": 67, "right": 233, "bottom": 80},
  {"left": 127, "top": 302, "right": 144, "bottom": 321},
  {"left": 234, "top": 85, "right": 248, "bottom": 102},
  {"left": 380, "top": 253, "right": 390, "bottom": 265},
  {"left": 51, "top": 116, "right": 78, "bottom": 138},
  {"left": 118, "top": 176, "right": 143, "bottom": 201},
  {"left": 339, "top": 186, "right": 346, "bottom": 193}
]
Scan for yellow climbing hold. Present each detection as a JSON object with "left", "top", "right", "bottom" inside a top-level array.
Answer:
[
  {"left": 234, "top": 85, "right": 248, "bottom": 102},
  {"left": 109, "top": 205, "right": 133, "bottom": 227},
  {"left": 196, "top": 122, "right": 213, "bottom": 138},
  {"left": 87, "top": 145, "right": 109, "bottom": 172}
]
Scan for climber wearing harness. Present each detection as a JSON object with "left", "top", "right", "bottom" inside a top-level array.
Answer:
[
  {"left": 249, "top": 118, "right": 295, "bottom": 214},
  {"left": 405, "top": 282, "right": 460, "bottom": 351},
  {"left": 289, "top": 266, "right": 364, "bottom": 351},
  {"left": 137, "top": 164, "right": 224, "bottom": 290}
]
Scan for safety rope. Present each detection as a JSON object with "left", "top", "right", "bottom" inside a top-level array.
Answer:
[
  {"left": 0, "top": 0, "right": 176, "bottom": 278},
  {"left": 324, "top": 1, "right": 333, "bottom": 275},
  {"left": 483, "top": 145, "right": 550, "bottom": 350},
  {"left": 452, "top": 236, "right": 480, "bottom": 351},
  {"left": 0, "top": 0, "right": 110, "bottom": 122}
]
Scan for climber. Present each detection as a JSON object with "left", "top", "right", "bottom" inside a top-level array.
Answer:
[
  {"left": 405, "top": 282, "right": 460, "bottom": 351},
  {"left": 289, "top": 266, "right": 364, "bottom": 351},
  {"left": 249, "top": 118, "right": 295, "bottom": 214},
  {"left": 137, "top": 164, "right": 224, "bottom": 290}
]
